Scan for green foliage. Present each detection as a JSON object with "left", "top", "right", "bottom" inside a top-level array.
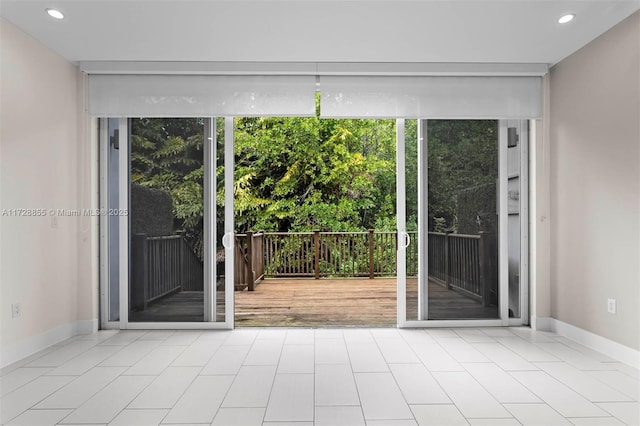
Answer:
[
  {"left": 427, "top": 120, "right": 498, "bottom": 233},
  {"left": 433, "top": 217, "right": 448, "bottom": 233},
  {"left": 130, "top": 118, "right": 207, "bottom": 257},
  {"left": 232, "top": 115, "right": 397, "bottom": 232},
  {"left": 130, "top": 184, "right": 174, "bottom": 237},
  {"left": 130, "top": 114, "right": 498, "bottom": 260},
  {"left": 457, "top": 183, "right": 497, "bottom": 234},
  {"left": 404, "top": 119, "right": 418, "bottom": 231}
]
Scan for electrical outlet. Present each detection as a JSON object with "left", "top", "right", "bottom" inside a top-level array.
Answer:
[
  {"left": 607, "top": 299, "right": 616, "bottom": 314},
  {"left": 11, "top": 303, "right": 21, "bottom": 318}
]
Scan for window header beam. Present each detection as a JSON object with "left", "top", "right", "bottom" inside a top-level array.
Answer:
[{"left": 80, "top": 61, "right": 548, "bottom": 77}]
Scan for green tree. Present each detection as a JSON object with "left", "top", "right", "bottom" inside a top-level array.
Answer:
[
  {"left": 129, "top": 115, "right": 498, "bottom": 259},
  {"left": 427, "top": 120, "right": 498, "bottom": 233},
  {"left": 130, "top": 118, "right": 208, "bottom": 257},
  {"left": 232, "top": 114, "right": 397, "bottom": 232}
]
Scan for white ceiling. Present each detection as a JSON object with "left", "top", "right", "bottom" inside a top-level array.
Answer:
[{"left": 1, "top": 0, "right": 639, "bottom": 66}]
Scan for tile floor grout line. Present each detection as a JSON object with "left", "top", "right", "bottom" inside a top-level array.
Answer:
[
  {"left": 501, "top": 400, "right": 577, "bottom": 425},
  {"left": 374, "top": 330, "right": 425, "bottom": 423},
  {"left": 342, "top": 329, "right": 368, "bottom": 425},
  {"left": 55, "top": 331, "right": 165, "bottom": 425},
  {"left": 2, "top": 327, "right": 638, "bottom": 426},
  {"left": 504, "top": 369, "right": 612, "bottom": 422},
  {"left": 312, "top": 329, "right": 316, "bottom": 426},
  {"left": 205, "top": 332, "right": 259, "bottom": 424},
  {"left": 258, "top": 329, "right": 286, "bottom": 424},
  {"left": 3, "top": 375, "right": 84, "bottom": 424},
  {"left": 64, "top": 370, "right": 153, "bottom": 424}
]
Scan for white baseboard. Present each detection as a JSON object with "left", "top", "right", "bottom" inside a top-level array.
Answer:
[
  {"left": 534, "top": 317, "right": 640, "bottom": 369},
  {"left": 530, "top": 315, "right": 552, "bottom": 331},
  {"left": 77, "top": 318, "right": 99, "bottom": 334},
  {"left": 0, "top": 319, "right": 98, "bottom": 369}
]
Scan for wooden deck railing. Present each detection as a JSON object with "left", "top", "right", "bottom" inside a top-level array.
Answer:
[
  {"left": 406, "top": 231, "right": 418, "bottom": 277},
  {"left": 131, "top": 233, "right": 203, "bottom": 310},
  {"left": 129, "top": 229, "right": 494, "bottom": 307},
  {"left": 428, "top": 232, "right": 497, "bottom": 306},
  {"left": 235, "top": 232, "right": 265, "bottom": 291},
  {"left": 235, "top": 230, "right": 496, "bottom": 306},
  {"left": 262, "top": 230, "right": 405, "bottom": 279}
]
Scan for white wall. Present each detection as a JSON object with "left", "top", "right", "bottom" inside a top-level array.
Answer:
[
  {"left": 549, "top": 11, "right": 640, "bottom": 350},
  {"left": 0, "top": 18, "right": 97, "bottom": 367}
]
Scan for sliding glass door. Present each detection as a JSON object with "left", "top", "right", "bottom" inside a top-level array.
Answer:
[
  {"left": 99, "top": 117, "right": 235, "bottom": 329},
  {"left": 127, "top": 118, "right": 207, "bottom": 322},
  {"left": 398, "top": 119, "right": 528, "bottom": 326}
]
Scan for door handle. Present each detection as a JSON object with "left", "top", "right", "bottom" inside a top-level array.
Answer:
[
  {"left": 399, "top": 231, "right": 410, "bottom": 248},
  {"left": 222, "top": 232, "right": 233, "bottom": 249}
]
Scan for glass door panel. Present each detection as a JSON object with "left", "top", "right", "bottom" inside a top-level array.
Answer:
[
  {"left": 401, "top": 119, "right": 504, "bottom": 323},
  {"left": 215, "top": 117, "right": 230, "bottom": 322},
  {"left": 106, "top": 118, "right": 120, "bottom": 321},
  {"left": 404, "top": 119, "right": 419, "bottom": 321},
  {"left": 128, "top": 118, "right": 206, "bottom": 322},
  {"left": 426, "top": 120, "right": 500, "bottom": 320},
  {"left": 506, "top": 120, "right": 528, "bottom": 321},
  {"left": 101, "top": 116, "right": 233, "bottom": 328}
]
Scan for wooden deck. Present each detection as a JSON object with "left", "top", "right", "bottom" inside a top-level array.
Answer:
[
  {"left": 130, "top": 277, "right": 497, "bottom": 325},
  {"left": 236, "top": 278, "right": 396, "bottom": 326},
  {"left": 407, "top": 278, "right": 498, "bottom": 321}
]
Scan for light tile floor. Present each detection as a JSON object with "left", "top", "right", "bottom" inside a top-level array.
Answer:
[{"left": 1, "top": 328, "right": 638, "bottom": 426}]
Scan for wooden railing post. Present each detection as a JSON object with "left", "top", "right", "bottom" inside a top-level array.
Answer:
[
  {"left": 132, "top": 233, "right": 148, "bottom": 310},
  {"left": 368, "top": 229, "right": 375, "bottom": 279},
  {"left": 444, "top": 233, "right": 450, "bottom": 289},
  {"left": 253, "top": 232, "right": 264, "bottom": 285},
  {"left": 247, "top": 231, "right": 255, "bottom": 291},
  {"left": 479, "top": 232, "right": 489, "bottom": 306},
  {"left": 314, "top": 230, "right": 320, "bottom": 279}
]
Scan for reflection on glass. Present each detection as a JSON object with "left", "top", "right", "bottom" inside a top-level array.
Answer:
[
  {"left": 107, "top": 118, "right": 120, "bottom": 322},
  {"left": 507, "top": 122, "right": 522, "bottom": 318},
  {"left": 128, "top": 118, "right": 205, "bottom": 322},
  {"left": 427, "top": 120, "right": 499, "bottom": 320},
  {"left": 216, "top": 117, "right": 226, "bottom": 321},
  {"left": 404, "top": 119, "right": 419, "bottom": 321}
]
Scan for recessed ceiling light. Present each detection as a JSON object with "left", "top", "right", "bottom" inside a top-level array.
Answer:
[
  {"left": 46, "top": 8, "right": 65, "bottom": 20},
  {"left": 558, "top": 14, "right": 575, "bottom": 24}
]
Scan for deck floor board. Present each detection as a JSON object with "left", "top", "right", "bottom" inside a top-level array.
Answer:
[{"left": 129, "top": 278, "right": 498, "bottom": 325}]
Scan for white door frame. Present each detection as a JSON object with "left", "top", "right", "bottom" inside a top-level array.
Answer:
[
  {"left": 520, "top": 121, "right": 530, "bottom": 324},
  {"left": 396, "top": 119, "right": 407, "bottom": 326},
  {"left": 99, "top": 118, "right": 118, "bottom": 329},
  {"left": 417, "top": 119, "right": 429, "bottom": 320},
  {"left": 498, "top": 121, "right": 510, "bottom": 325},
  {"left": 203, "top": 118, "right": 215, "bottom": 322},
  {"left": 397, "top": 119, "right": 527, "bottom": 328},
  {"left": 99, "top": 116, "right": 527, "bottom": 330},
  {"left": 223, "top": 117, "right": 236, "bottom": 328},
  {"left": 117, "top": 118, "right": 129, "bottom": 328},
  {"left": 99, "top": 117, "right": 234, "bottom": 330}
]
